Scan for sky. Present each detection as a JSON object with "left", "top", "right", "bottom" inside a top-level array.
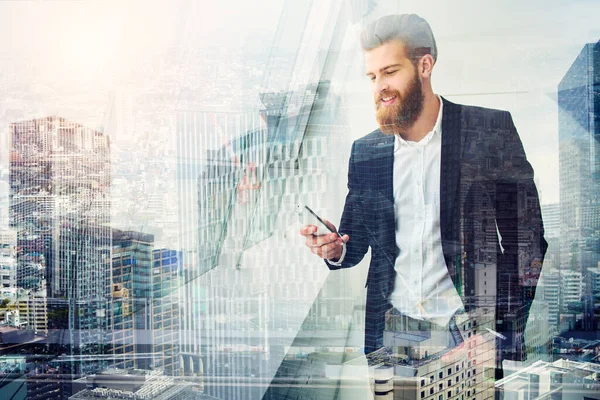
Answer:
[{"left": 1, "top": 0, "right": 599, "bottom": 206}]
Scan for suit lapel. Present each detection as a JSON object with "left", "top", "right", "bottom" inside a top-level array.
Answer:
[
  {"left": 364, "top": 131, "right": 395, "bottom": 203},
  {"left": 440, "top": 97, "right": 465, "bottom": 283}
]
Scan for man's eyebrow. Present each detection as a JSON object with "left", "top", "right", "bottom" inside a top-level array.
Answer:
[{"left": 366, "top": 64, "right": 402, "bottom": 76}]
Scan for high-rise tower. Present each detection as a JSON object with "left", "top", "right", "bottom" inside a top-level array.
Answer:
[{"left": 558, "top": 41, "right": 600, "bottom": 331}]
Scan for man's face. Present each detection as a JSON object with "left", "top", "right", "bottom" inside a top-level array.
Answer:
[{"left": 365, "top": 39, "right": 424, "bottom": 136}]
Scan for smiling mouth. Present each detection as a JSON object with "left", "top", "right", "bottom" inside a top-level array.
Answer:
[{"left": 380, "top": 95, "right": 397, "bottom": 105}]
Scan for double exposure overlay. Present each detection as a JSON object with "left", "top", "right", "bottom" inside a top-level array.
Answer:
[{"left": 0, "top": 1, "right": 600, "bottom": 399}]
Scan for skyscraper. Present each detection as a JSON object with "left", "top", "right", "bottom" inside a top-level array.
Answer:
[
  {"left": 111, "top": 229, "right": 181, "bottom": 374},
  {"left": 184, "top": 81, "right": 351, "bottom": 400},
  {"left": 558, "top": 41, "right": 600, "bottom": 331},
  {"left": 176, "top": 109, "right": 263, "bottom": 377},
  {"left": 9, "top": 116, "right": 111, "bottom": 384}
]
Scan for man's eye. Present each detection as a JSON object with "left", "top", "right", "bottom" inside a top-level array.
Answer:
[
  {"left": 385, "top": 70, "right": 397, "bottom": 75},
  {"left": 369, "top": 76, "right": 375, "bottom": 82}
]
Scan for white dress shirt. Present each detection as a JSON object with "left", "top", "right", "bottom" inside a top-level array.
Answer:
[{"left": 388, "top": 96, "right": 464, "bottom": 327}]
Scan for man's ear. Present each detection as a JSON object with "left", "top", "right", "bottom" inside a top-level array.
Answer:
[{"left": 419, "top": 54, "right": 434, "bottom": 78}]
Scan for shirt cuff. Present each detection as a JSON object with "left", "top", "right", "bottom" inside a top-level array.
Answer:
[{"left": 327, "top": 240, "right": 346, "bottom": 266}]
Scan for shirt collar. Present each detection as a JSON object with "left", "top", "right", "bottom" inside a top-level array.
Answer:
[{"left": 394, "top": 94, "right": 443, "bottom": 150}]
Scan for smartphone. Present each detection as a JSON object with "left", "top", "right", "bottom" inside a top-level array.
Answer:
[{"left": 297, "top": 205, "right": 341, "bottom": 237}]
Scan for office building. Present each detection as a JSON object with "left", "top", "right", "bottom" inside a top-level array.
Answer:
[
  {"left": 0, "top": 230, "right": 17, "bottom": 290},
  {"left": 558, "top": 41, "right": 600, "bottom": 332},
  {"left": 357, "top": 307, "right": 497, "bottom": 400},
  {"left": 179, "top": 81, "right": 357, "bottom": 400},
  {"left": 150, "top": 248, "right": 181, "bottom": 374},
  {"left": 70, "top": 369, "right": 198, "bottom": 400},
  {"left": 558, "top": 42, "right": 600, "bottom": 272},
  {"left": 111, "top": 230, "right": 181, "bottom": 373},
  {"left": 541, "top": 203, "right": 561, "bottom": 269},
  {"left": 176, "top": 109, "right": 262, "bottom": 374},
  {"left": 9, "top": 116, "right": 111, "bottom": 389},
  {"left": 540, "top": 271, "right": 560, "bottom": 331},
  {"left": 496, "top": 359, "right": 600, "bottom": 400},
  {"left": 586, "top": 266, "right": 600, "bottom": 330}
]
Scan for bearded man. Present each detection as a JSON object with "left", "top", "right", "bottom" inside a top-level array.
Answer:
[{"left": 300, "top": 14, "right": 546, "bottom": 379}]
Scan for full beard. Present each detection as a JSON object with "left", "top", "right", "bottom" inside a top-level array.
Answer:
[{"left": 375, "top": 70, "right": 424, "bottom": 136}]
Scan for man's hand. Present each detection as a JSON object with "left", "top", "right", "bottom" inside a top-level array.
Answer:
[{"left": 300, "top": 221, "right": 350, "bottom": 262}]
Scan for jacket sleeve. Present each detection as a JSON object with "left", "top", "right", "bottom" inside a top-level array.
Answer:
[
  {"left": 495, "top": 111, "right": 548, "bottom": 359},
  {"left": 325, "top": 142, "right": 370, "bottom": 270}
]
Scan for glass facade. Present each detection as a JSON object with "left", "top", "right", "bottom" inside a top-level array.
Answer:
[{"left": 0, "top": 1, "right": 599, "bottom": 399}]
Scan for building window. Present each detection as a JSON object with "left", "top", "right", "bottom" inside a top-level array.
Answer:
[
  {"left": 421, "top": 391, "right": 425, "bottom": 399},
  {"left": 422, "top": 379, "right": 426, "bottom": 387},
  {"left": 430, "top": 388, "right": 434, "bottom": 395}
]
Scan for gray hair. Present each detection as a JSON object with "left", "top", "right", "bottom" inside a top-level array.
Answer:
[{"left": 360, "top": 14, "right": 438, "bottom": 63}]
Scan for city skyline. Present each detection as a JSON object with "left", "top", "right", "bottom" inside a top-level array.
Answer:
[{"left": 1, "top": 1, "right": 600, "bottom": 400}]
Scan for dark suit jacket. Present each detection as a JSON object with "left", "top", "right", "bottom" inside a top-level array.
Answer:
[{"left": 327, "top": 97, "right": 547, "bottom": 366}]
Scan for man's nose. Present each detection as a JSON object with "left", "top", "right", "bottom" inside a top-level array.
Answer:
[{"left": 375, "top": 78, "right": 389, "bottom": 94}]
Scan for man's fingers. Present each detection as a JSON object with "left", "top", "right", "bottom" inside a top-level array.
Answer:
[
  {"left": 300, "top": 224, "right": 347, "bottom": 260},
  {"left": 305, "top": 233, "right": 341, "bottom": 248},
  {"left": 299, "top": 225, "right": 317, "bottom": 236},
  {"left": 313, "top": 241, "right": 341, "bottom": 259}
]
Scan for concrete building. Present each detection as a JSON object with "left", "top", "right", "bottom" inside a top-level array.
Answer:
[
  {"left": 0, "top": 230, "right": 17, "bottom": 290},
  {"left": 357, "top": 307, "right": 497, "bottom": 400},
  {"left": 23, "top": 289, "right": 48, "bottom": 334},
  {"left": 496, "top": 359, "right": 600, "bottom": 400},
  {"left": 70, "top": 369, "right": 199, "bottom": 400},
  {"left": 540, "top": 271, "right": 560, "bottom": 332},
  {"left": 560, "top": 271, "right": 584, "bottom": 309}
]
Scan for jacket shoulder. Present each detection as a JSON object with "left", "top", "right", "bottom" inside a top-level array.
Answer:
[
  {"left": 454, "top": 102, "right": 514, "bottom": 128},
  {"left": 351, "top": 128, "right": 390, "bottom": 150}
]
